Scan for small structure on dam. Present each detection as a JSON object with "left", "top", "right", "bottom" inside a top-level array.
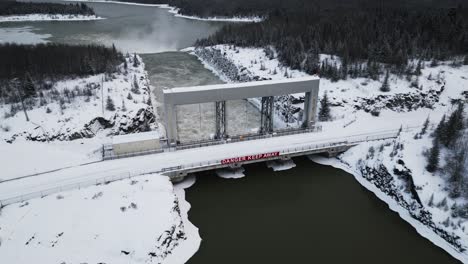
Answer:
[
  {"left": 162, "top": 76, "right": 320, "bottom": 146},
  {"left": 104, "top": 131, "right": 162, "bottom": 159}
]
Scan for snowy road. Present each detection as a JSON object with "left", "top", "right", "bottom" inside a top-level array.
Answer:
[{"left": 0, "top": 125, "right": 406, "bottom": 204}]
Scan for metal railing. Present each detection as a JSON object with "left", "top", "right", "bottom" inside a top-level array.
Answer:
[
  {"left": 0, "top": 168, "right": 164, "bottom": 208},
  {"left": 176, "top": 126, "right": 322, "bottom": 151},
  {"left": 103, "top": 148, "right": 164, "bottom": 160},
  {"left": 166, "top": 129, "right": 400, "bottom": 174}
]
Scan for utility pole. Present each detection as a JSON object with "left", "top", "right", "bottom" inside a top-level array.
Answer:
[
  {"left": 101, "top": 75, "right": 104, "bottom": 115},
  {"left": 11, "top": 78, "right": 29, "bottom": 122}
]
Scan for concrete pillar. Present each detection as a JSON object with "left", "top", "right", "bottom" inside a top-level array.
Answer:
[
  {"left": 215, "top": 101, "right": 226, "bottom": 139},
  {"left": 303, "top": 84, "right": 319, "bottom": 128},
  {"left": 303, "top": 92, "right": 313, "bottom": 128},
  {"left": 310, "top": 83, "right": 319, "bottom": 125},
  {"left": 260, "top": 96, "right": 274, "bottom": 134},
  {"left": 164, "top": 103, "right": 178, "bottom": 145}
]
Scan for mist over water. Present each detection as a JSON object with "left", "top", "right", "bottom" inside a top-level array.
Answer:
[{"left": 2, "top": 0, "right": 224, "bottom": 53}]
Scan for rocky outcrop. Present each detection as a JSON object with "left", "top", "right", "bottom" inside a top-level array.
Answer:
[
  {"left": 6, "top": 107, "right": 156, "bottom": 143},
  {"left": 194, "top": 47, "right": 300, "bottom": 123},
  {"left": 116, "top": 107, "right": 156, "bottom": 134},
  {"left": 358, "top": 163, "right": 465, "bottom": 252},
  {"left": 195, "top": 47, "right": 259, "bottom": 82},
  {"left": 147, "top": 199, "right": 187, "bottom": 263},
  {"left": 354, "top": 89, "right": 441, "bottom": 114}
]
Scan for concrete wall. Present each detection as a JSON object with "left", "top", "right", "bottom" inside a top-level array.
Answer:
[{"left": 113, "top": 139, "right": 161, "bottom": 156}]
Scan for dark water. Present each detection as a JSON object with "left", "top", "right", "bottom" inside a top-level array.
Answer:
[{"left": 186, "top": 157, "right": 458, "bottom": 264}]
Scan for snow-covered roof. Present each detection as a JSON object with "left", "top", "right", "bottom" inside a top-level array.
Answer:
[
  {"left": 163, "top": 76, "right": 320, "bottom": 105},
  {"left": 164, "top": 76, "right": 319, "bottom": 94},
  {"left": 112, "top": 131, "right": 160, "bottom": 145}
]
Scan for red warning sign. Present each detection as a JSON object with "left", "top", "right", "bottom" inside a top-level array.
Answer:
[{"left": 221, "top": 152, "right": 280, "bottom": 165}]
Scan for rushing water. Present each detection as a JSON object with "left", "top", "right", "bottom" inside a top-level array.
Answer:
[
  {"left": 0, "top": 2, "right": 460, "bottom": 262},
  {"left": 186, "top": 157, "right": 458, "bottom": 264}
]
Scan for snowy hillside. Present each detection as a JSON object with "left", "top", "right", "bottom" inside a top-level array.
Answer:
[
  {"left": 191, "top": 44, "right": 468, "bottom": 262},
  {"left": 0, "top": 54, "right": 157, "bottom": 180}
]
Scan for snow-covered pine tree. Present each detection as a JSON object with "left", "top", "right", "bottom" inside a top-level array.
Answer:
[
  {"left": 318, "top": 92, "right": 331, "bottom": 121},
  {"left": 410, "top": 77, "right": 420, "bottom": 89},
  {"left": 131, "top": 75, "right": 140, "bottom": 94},
  {"left": 380, "top": 70, "right": 390, "bottom": 92},
  {"left": 133, "top": 53, "right": 139, "bottom": 68},
  {"left": 415, "top": 60, "right": 422, "bottom": 75},
  {"left": 122, "top": 99, "right": 127, "bottom": 112},
  {"left": 434, "top": 114, "right": 446, "bottom": 140},
  {"left": 426, "top": 138, "right": 440, "bottom": 172},
  {"left": 445, "top": 145, "right": 466, "bottom": 198},
  {"left": 106, "top": 96, "right": 115, "bottom": 111},
  {"left": 23, "top": 72, "right": 36, "bottom": 98},
  {"left": 420, "top": 116, "right": 430, "bottom": 135},
  {"left": 428, "top": 193, "right": 434, "bottom": 207},
  {"left": 442, "top": 103, "right": 464, "bottom": 147},
  {"left": 127, "top": 92, "right": 133, "bottom": 100}
]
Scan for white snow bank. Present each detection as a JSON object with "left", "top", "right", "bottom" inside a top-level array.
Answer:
[
  {"left": 0, "top": 14, "right": 104, "bottom": 23},
  {"left": 169, "top": 176, "right": 202, "bottom": 264},
  {"left": 65, "top": 0, "right": 167, "bottom": 7},
  {"left": 0, "top": 139, "right": 102, "bottom": 182},
  {"left": 66, "top": 0, "right": 263, "bottom": 22},
  {"left": 266, "top": 159, "right": 296, "bottom": 171},
  {"left": 167, "top": 7, "right": 263, "bottom": 22},
  {"left": 0, "top": 174, "right": 188, "bottom": 264},
  {"left": 215, "top": 167, "right": 246, "bottom": 179}
]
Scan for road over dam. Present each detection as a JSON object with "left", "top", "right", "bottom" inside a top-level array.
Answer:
[{"left": 0, "top": 127, "right": 406, "bottom": 206}]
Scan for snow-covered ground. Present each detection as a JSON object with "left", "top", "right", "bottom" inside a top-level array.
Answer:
[
  {"left": 0, "top": 173, "right": 201, "bottom": 264},
  {"left": 191, "top": 44, "right": 468, "bottom": 262},
  {"left": 66, "top": 0, "right": 263, "bottom": 22},
  {"left": 166, "top": 7, "right": 263, "bottom": 23},
  {"left": 0, "top": 14, "right": 104, "bottom": 23}
]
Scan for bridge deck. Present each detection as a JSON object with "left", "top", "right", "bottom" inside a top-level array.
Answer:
[{"left": 0, "top": 128, "right": 400, "bottom": 206}]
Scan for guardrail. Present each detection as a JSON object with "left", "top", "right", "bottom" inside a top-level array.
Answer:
[
  {"left": 0, "top": 168, "right": 165, "bottom": 208},
  {"left": 176, "top": 126, "right": 322, "bottom": 151},
  {"left": 0, "top": 128, "right": 401, "bottom": 207},
  {"left": 165, "top": 129, "right": 400, "bottom": 174},
  {"left": 103, "top": 148, "right": 164, "bottom": 160}
]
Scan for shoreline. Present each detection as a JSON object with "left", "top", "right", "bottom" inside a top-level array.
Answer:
[
  {"left": 0, "top": 14, "right": 104, "bottom": 23},
  {"left": 64, "top": 0, "right": 263, "bottom": 22},
  {"left": 311, "top": 156, "right": 467, "bottom": 263}
]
